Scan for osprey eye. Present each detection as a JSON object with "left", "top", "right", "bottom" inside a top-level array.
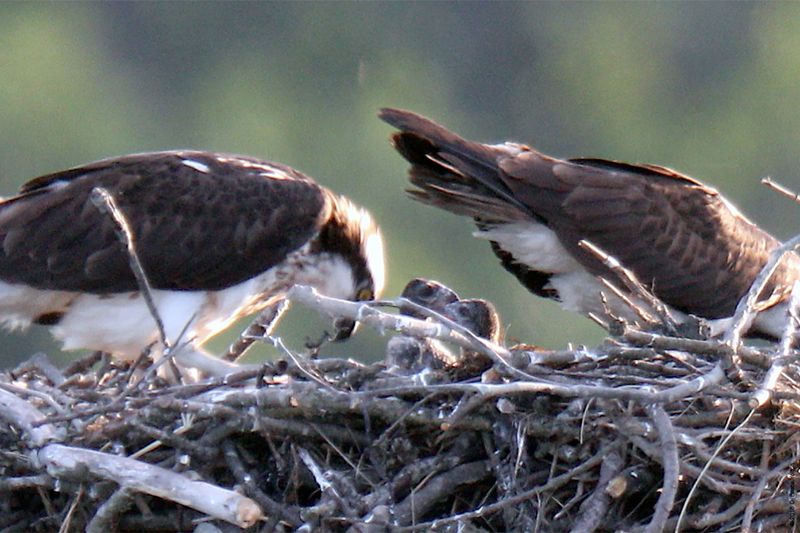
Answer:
[{"left": 356, "top": 288, "right": 373, "bottom": 301}]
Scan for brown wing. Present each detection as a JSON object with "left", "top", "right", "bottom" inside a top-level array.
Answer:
[
  {"left": 0, "top": 151, "right": 329, "bottom": 293},
  {"left": 501, "top": 154, "right": 789, "bottom": 318},
  {"left": 380, "top": 108, "right": 800, "bottom": 319}
]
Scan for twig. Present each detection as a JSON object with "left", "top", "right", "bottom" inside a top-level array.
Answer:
[
  {"left": 222, "top": 440, "right": 301, "bottom": 527},
  {"left": 13, "top": 353, "right": 66, "bottom": 386},
  {"left": 597, "top": 277, "right": 658, "bottom": 325},
  {"left": 0, "top": 475, "right": 54, "bottom": 491},
  {"left": 741, "top": 440, "right": 771, "bottom": 532},
  {"left": 288, "top": 285, "right": 537, "bottom": 382},
  {"left": 394, "top": 460, "right": 491, "bottom": 526},
  {"left": 298, "top": 447, "right": 350, "bottom": 517},
  {"left": 85, "top": 487, "right": 134, "bottom": 533},
  {"left": 677, "top": 407, "right": 756, "bottom": 530},
  {"left": 644, "top": 404, "right": 678, "bottom": 533},
  {"left": 90, "top": 187, "right": 169, "bottom": 350},
  {"left": 751, "top": 281, "right": 800, "bottom": 408},
  {"left": 724, "top": 232, "right": 800, "bottom": 349},
  {"left": 622, "top": 328, "right": 770, "bottom": 368},
  {"left": 0, "top": 387, "right": 62, "bottom": 447},
  {"left": 202, "top": 380, "right": 493, "bottom": 432},
  {"left": 365, "top": 363, "right": 725, "bottom": 405},
  {"left": 59, "top": 484, "right": 83, "bottom": 533},
  {"left": 627, "top": 434, "right": 744, "bottom": 494},
  {"left": 272, "top": 336, "right": 340, "bottom": 392},
  {"left": 569, "top": 448, "right": 623, "bottom": 533},
  {"left": 92, "top": 188, "right": 242, "bottom": 378},
  {"left": 0, "top": 382, "right": 68, "bottom": 416},
  {"left": 62, "top": 350, "right": 104, "bottom": 377},
  {"left": 397, "top": 444, "right": 611, "bottom": 531},
  {"left": 762, "top": 177, "right": 800, "bottom": 204},
  {"left": 223, "top": 298, "right": 290, "bottom": 362},
  {"left": 579, "top": 239, "right": 678, "bottom": 331},
  {"left": 127, "top": 418, "right": 214, "bottom": 461},
  {"left": 38, "top": 443, "right": 263, "bottom": 527}
]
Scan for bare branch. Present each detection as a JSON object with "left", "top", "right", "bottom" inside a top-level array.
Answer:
[
  {"left": 38, "top": 444, "right": 263, "bottom": 527},
  {"left": 0, "top": 387, "right": 62, "bottom": 447},
  {"left": 223, "top": 298, "right": 290, "bottom": 362},
  {"left": 741, "top": 440, "right": 771, "bottom": 532},
  {"left": 579, "top": 239, "right": 678, "bottom": 331},
  {"left": 724, "top": 232, "right": 800, "bottom": 348},
  {"left": 762, "top": 177, "right": 800, "bottom": 204},
  {"left": 645, "top": 404, "right": 679, "bottom": 533},
  {"left": 90, "top": 187, "right": 169, "bottom": 350},
  {"left": 751, "top": 281, "right": 800, "bottom": 408},
  {"left": 569, "top": 448, "right": 623, "bottom": 533}
]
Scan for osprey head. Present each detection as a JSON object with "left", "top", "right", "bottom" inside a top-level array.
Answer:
[{"left": 314, "top": 194, "right": 385, "bottom": 340}]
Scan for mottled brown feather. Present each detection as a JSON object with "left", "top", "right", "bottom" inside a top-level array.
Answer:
[
  {"left": 0, "top": 151, "right": 329, "bottom": 293},
  {"left": 380, "top": 108, "right": 800, "bottom": 320}
]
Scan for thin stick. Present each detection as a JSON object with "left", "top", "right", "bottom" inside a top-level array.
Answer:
[
  {"left": 0, "top": 387, "right": 61, "bottom": 447},
  {"left": 569, "top": 448, "right": 623, "bottom": 533},
  {"left": 677, "top": 407, "right": 756, "bottom": 530},
  {"left": 363, "top": 362, "right": 724, "bottom": 405},
  {"left": 751, "top": 280, "right": 800, "bottom": 408},
  {"left": 597, "top": 277, "right": 658, "bottom": 325},
  {"left": 396, "top": 444, "right": 611, "bottom": 531},
  {"left": 645, "top": 404, "right": 679, "bottom": 533},
  {"left": 38, "top": 443, "right": 263, "bottom": 527},
  {"left": 288, "top": 285, "right": 541, "bottom": 383},
  {"left": 85, "top": 487, "right": 134, "bottom": 533},
  {"left": 724, "top": 233, "right": 800, "bottom": 348},
  {"left": 762, "top": 177, "right": 800, "bottom": 204},
  {"left": 579, "top": 239, "right": 677, "bottom": 330},
  {"left": 741, "top": 440, "right": 771, "bottom": 532},
  {"left": 223, "top": 299, "right": 290, "bottom": 362},
  {"left": 90, "top": 187, "right": 169, "bottom": 350},
  {"left": 0, "top": 382, "right": 67, "bottom": 416}
]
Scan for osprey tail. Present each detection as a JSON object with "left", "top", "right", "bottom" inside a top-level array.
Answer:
[{"left": 379, "top": 108, "right": 530, "bottom": 223}]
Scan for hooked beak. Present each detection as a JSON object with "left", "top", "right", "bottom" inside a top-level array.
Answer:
[{"left": 332, "top": 317, "right": 358, "bottom": 341}]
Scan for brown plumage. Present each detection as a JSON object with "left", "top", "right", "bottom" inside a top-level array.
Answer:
[
  {"left": 0, "top": 152, "right": 334, "bottom": 292},
  {"left": 380, "top": 108, "right": 800, "bottom": 338},
  {"left": 0, "top": 150, "right": 385, "bottom": 376}
]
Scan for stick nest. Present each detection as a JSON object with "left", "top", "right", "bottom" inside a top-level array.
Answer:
[{"left": 1, "top": 295, "right": 800, "bottom": 532}]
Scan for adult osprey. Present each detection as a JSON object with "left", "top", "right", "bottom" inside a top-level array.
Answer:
[
  {"left": 380, "top": 108, "right": 800, "bottom": 339},
  {"left": 0, "top": 151, "right": 385, "bottom": 375}
]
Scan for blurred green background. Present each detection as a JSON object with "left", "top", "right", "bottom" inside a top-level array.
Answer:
[{"left": 2, "top": 2, "right": 800, "bottom": 368}]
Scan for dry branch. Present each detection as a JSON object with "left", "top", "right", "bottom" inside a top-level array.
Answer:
[{"left": 1, "top": 285, "right": 799, "bottom": 531}]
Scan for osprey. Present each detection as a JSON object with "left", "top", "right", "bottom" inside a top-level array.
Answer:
[
  {"left": 0, "top": 151, "right": 385, "bottom": 375},
  {"left": 380, "top": 108, "right": 800, "bottom": 339}
]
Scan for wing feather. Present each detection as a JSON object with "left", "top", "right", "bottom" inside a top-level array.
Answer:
[
  {"left": 381, "top": 108, "right": 800, "bottom": 319},
  {"left": 0, "top": 151, "right": 328, "bottom": 293},
  {"left": 505, "top": 157, "right": 794, "bottom": 317}
]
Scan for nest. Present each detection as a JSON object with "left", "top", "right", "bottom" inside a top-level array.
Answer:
[{"left": 1, "top": 285, "right": 800, "bottom": 533}]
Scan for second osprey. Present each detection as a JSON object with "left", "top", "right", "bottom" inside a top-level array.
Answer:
[{"left": 380, "top": 108, "right": 800, "bottom": 339}]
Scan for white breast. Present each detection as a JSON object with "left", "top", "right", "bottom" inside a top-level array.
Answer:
[{"left": 0, "top": 247, "right": 358, "bottom": 361}]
